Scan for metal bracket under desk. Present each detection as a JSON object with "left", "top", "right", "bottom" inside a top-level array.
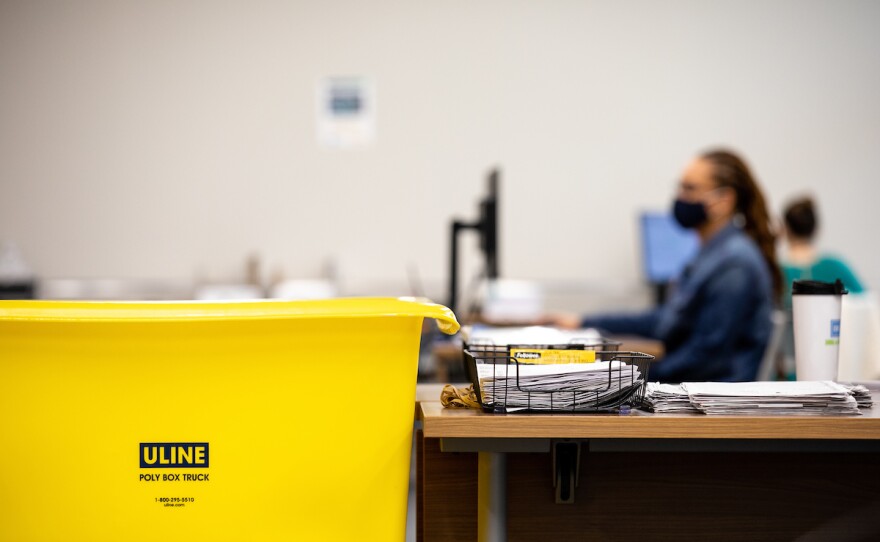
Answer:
[{"left": 552, "top": 441, "right": 580, "bottom": 504}]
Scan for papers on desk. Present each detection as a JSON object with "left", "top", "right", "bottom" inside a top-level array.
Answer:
[
  {"left": 644, "top": 381, "right": 873, "bottom": 415},
  {"left": 475, "top": 361, "right": 643, "bottom": 412},
  {"left": 681, "top": 381, "right": 860, "bottom": 416}
]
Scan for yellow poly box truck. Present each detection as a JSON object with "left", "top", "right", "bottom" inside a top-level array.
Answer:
[{"left": 0, "top": 298, "right": 458, "bottom": 541}]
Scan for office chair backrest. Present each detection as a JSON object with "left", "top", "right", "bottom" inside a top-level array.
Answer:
[{"left": 756, "top": 309, "right": 788, "bottom": 381}]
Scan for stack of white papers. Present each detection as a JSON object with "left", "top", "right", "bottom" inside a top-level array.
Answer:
[
  {"left": 643, "top": 383, "right": 701, "bottom": 414},
  {"left": 476, "top": 361, "right": 643, "bottom": 412},
  {"left": 682, "top": 381, "right": 860, "bottom": 416}
]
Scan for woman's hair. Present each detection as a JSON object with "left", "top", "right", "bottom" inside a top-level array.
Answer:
[
  {"left": 783, "top": 197, "right": 818, "bottom": 239},
  {"left": 700, "top": 149, "right": 783, "bottom": 299}
]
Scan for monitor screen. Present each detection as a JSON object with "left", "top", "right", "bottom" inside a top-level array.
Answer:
[{"left": 640, "top": 212, "right": 699, "bottom": 283}]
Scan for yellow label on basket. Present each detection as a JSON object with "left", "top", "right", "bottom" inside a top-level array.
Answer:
[{"left": 510, "top": 348, "right": 596, "bottom": 364}]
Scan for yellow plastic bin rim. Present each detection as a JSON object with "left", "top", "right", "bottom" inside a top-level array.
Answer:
[{"left": 0, "top": 296, "right": 460, "bottom": 334}]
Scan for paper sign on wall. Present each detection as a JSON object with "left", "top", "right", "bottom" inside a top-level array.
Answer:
[{"left": 316, "top": 77, "right": 375, "bottom": 149}]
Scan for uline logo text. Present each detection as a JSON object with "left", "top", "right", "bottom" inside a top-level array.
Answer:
[{"left": 140, "top": 443, "right": 209, "bottom": 468}]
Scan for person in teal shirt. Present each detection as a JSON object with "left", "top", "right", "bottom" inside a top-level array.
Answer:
[{"left": 779, "top": 196, "right": 866, "bottom": 379}]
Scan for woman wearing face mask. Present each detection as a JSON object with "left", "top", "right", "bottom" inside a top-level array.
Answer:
[{"left": 558, "top": 149, "right": 781, "bottom": 382}]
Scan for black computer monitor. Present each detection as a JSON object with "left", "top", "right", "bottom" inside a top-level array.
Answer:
[
  {"left": 448, "top": 168, "right": 500, "bottom": 315},
  {"left": 640, "top": 212, "right": 699, "bottom": 303}
]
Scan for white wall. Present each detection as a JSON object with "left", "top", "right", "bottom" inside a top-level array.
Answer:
[{"left": 2, "top": 0, "right": 879, "bottom": 302}]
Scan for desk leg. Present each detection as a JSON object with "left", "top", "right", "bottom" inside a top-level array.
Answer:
[{"left": 478, "top": 452, "right": 507, "bottom": 542}]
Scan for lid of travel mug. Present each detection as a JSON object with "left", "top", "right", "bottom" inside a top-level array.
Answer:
[{"left": 791, "top": 279, "right": 848, "bottom": 296}]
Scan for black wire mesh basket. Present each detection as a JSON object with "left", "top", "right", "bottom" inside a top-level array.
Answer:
[{"left": 464, "top": 342, "right": 654, "bottom": 414}]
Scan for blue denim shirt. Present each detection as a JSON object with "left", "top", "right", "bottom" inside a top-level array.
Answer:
[{"left": 583, "top": 224, "right": 773, "bottom": 382}]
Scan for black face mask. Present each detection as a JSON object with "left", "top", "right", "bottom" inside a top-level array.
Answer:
[{"left": 672, "top": 198, "right": 708, "bottom": 229}]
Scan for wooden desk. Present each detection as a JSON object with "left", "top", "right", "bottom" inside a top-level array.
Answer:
[{"left": 416, "top": 384, "right": 880, "bottom": 542}]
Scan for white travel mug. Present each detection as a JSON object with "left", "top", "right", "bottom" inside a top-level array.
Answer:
[{"left": 792, "top": 279, "right": 847, "bottom": 381}]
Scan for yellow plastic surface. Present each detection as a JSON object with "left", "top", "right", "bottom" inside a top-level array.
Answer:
[{"left": 0, "top": 297, "right": 458, "bottom": 541}]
